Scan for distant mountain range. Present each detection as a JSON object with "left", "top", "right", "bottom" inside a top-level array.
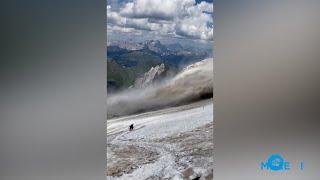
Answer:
[{"left": 107, "top": 40, "right": 212, "bottom": 92}]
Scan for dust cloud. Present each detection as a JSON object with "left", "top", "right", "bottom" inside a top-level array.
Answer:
[{"left": 107, "top": 58, "right": 214, "bottom": 118}]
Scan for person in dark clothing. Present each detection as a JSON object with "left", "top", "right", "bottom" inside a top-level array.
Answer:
[{"left": 129, "top": 124, "right": 134, "bottom": 131}]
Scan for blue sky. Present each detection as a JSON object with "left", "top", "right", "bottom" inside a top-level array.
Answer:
[{"left": 196, "top": 0, "right": 214, "bottom": 3}]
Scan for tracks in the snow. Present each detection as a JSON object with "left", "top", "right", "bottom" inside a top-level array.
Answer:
[{"left": 108, "top": 126, "right": 180, "bottom": 179}]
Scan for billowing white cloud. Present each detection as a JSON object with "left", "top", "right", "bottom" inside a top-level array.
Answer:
[
  {"left": 198, "top": 1, "right": 214, "bottom": 13},
  {"left": 107, "top": 0, "right": 213, "bottom": 41},
  {"left": 107, "top": 25, "right": 143, "bottom": 35},
  {"left": 107, "top": 10, "right": 126, "bottom": 26},
  {"left": 120, "top": 0, "right": 182, "bottom": 20},
  {"left": 107, "top": 11, "right": 161, "bottom": 31},
  {"left": 175, "top": 9, "right": 213, "bottom": 40},
  {"left": 126, "top": 18, "right": 161, "bottom": 31}
]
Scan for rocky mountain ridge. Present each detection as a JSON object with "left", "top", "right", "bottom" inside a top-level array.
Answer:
[{"left": 134, "top": 63, "right": 166, "bottom": 89}]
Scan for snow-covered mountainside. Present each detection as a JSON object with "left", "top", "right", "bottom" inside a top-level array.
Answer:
[
  {"left": 107, "top": 58, "right": 213, "bottom": 118},
  {"left": 107, "top": 99, "right": 213, "bottom": 180},
  {"left": 107, "top": 58, "right": 214, "bottom": 179}
]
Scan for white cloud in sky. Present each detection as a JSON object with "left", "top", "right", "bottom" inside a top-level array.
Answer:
[
  {"left": 198, "top": 1, "right": 214, "bottom": 13},
  {"left": 107, "top": 0, "right": 213, "bottom": 41}
]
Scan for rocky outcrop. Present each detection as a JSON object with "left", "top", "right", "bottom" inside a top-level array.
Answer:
[{"left": 134, "top": 63, "right": 165, "bottom": 88}]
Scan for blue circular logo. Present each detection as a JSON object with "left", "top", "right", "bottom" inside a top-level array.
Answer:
[{"left": 267, "top": 154, "right": 284, "bottom": 171}]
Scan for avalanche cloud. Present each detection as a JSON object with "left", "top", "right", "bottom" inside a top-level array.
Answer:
[{"left": 107, "top": 58, "right": 214, "bottom": 118}]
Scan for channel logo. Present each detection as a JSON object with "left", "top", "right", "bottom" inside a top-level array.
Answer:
[{"left": 260, "top": 154, "right": 304, "bottom": 171}]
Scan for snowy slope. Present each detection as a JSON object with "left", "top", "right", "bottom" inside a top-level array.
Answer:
[
  {"left": 107, "top": 99, "right": 213, "bottom": 179},
  {"left": 108, "top": 101, "right": 213, "bottom": 140}
]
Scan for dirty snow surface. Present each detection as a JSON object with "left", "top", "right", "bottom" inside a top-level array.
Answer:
[{"left": 107, "top": 99, "right": 214, "bottom": 180}]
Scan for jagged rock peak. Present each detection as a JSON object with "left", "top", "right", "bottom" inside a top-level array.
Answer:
[{"left": 134, "top": 64, "right": 165, "bottom": 89}]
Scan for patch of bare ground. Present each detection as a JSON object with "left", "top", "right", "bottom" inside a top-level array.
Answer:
[
  {"left": 155, "top": 122, "right": 214, "bottom": 180},
  {"left": 107, "top": 144, "right": 160, "bottom": 177},
  {"left": 107, "top": 122, "right": 213, "bottom": 179}
]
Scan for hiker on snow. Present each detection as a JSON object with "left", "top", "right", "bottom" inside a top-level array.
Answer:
[{"left": 129, "top": 124, "right": 134, "bottom": 131}]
